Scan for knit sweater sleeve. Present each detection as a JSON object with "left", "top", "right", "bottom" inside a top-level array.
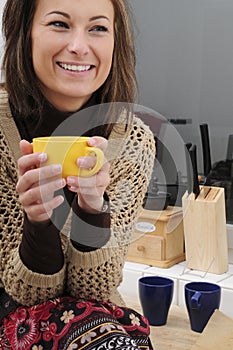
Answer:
[
  {"left": 66, "top": 117, "right": 156, "bottom": 303},
  {"left": 0, "top": 129, "right": 66, "bottom": 305}
]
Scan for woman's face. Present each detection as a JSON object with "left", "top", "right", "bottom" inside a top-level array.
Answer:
[{"left": 31, "top": 0, "right": 114, "bottom": 111}]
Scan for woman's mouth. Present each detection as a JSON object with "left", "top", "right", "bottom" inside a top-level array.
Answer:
[{"left": 57, "top": 62, "right": 92, "bottom": 72}]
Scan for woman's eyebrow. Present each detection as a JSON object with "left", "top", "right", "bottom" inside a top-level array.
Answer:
[
  {"left": 46, "top": 12, "right": 110, "bottom": 22},
  {"left": 46, "top": 11, "right": 70, "bottom": 19},
  {"left": 90, "top": 15, "right": 111, "bottom": 22}
]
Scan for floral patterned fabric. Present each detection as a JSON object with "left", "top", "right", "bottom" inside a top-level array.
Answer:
[{"left": 0, "top": 296, "right": 154, "bottom": 350}]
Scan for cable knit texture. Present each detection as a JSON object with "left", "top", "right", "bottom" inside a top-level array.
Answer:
[{"left": 0, "top": 87, "right": 156, "bottom": 306}]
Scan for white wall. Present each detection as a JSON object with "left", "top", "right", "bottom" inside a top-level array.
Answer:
[
  {"left": 1, "top": 0, "right": 233, "bottom": 168},
  {"left": 129, "top": 0, "right": 233, "bottom": 169}
]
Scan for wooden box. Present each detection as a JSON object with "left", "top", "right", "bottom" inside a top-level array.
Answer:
[
  {"left": 127, "top": 206, "right": 185, "bottom": 268},
  {"left": 182, "top": 186, "right": 228, "bottom": 274}
]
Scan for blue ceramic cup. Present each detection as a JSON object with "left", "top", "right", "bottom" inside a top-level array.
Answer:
[
  {"left": 138, "top": 276, "right": 174, "bottom": 326},
  {"left": 185, "top": 281, "right": 221, "bottom": 333}
]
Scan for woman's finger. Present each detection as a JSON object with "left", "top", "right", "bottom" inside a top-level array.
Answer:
[
  {"left": 88, "top": 136, "right": 108, "bottom": 152},
  {"left": 17, "top": 152, "right": 48, "bottom": 176},
  {"left": 19, "top": 177, "right": 66, "bottom": 207},
  {"left": 25, "top": 195, "right": 65, "bottom": 222},
  {"left": 16, "top": 164, "right": 63, "bottom": 193},
  {"left": 19, "top": 139, "right": 34, "bottom": 156},
  {"left": 67, "top": 160, "right": 110, "bottom": 189},
  {"left": 77, "top": 155, "right": 98, "bottom": 170}
]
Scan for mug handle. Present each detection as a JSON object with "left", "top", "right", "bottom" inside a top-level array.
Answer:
[
  {"left": 79, "top": 147, "right": 104, "bottom": 177},
  {"left": 191, "top": 291, "right": 202, "bottom": 309}
]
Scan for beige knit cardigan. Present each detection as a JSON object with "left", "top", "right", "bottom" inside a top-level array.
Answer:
[{"left": 0, "top": 87, "right": 155, "bottom": 307}]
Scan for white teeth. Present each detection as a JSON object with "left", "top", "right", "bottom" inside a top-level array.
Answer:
[{"left": 59, "top": 63, "right": 91, "bottom": 72}]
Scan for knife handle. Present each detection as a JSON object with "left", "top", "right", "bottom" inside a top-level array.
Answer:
[
  {"left": 189, "top": 144, "right": 200, "bottom": 198},
  {"left": 185, "top": 143, "right": 193, "bottom": 194},
  {"left": 200, "top": 123, "right": 212, "bottom": 177}
]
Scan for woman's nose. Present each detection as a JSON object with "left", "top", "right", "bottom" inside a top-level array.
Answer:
[{"left": 67, "top": 30, "right": 89, "bottom": 56}]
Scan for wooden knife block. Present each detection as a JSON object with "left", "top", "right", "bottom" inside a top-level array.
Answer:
[
  {"left": 182, "top": 186, "right": 228, "bottom": 274},
  {"left": 126, "top": 207, "right": 185, "bottom": 268}
]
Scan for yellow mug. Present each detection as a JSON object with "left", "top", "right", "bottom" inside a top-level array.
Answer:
[{"left": 32, "top": 136, "right": 104, "bottom": 178}]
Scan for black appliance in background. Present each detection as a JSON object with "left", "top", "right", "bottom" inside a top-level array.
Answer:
[
  {"left": 198, "top": 123, "right": 233, "bottom": 223},
  {"left": 148, "top": 137, "right": 187, "bottom": 207},
  {"left": 137, "top": 112, "right": 188, "bottom": 208},
  {"left": 140, "top": 113, "right": 233, "bottom": 222}
]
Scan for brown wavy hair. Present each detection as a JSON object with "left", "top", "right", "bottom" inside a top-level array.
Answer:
[{"left": 2, "top": 0, "right": 138, "bottom": 121}]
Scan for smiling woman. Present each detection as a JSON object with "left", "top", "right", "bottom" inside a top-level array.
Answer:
[
  {"left": 31, "top": 0, "right": 115, "bottom": 111},
  {"left": 0, "top": 0, "right": 155, "bottom": 349}
]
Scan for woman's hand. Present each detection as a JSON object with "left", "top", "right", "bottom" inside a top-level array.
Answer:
[
  {"left": 16, "top": 140, "right": 66, "bottom": 223},
  {"left": 66, "top": 137, "right": 110, "bottom": 213}
]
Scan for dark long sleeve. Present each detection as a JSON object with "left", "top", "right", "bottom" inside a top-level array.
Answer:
[
  {"left": 19, "top": 187, "right": 74, "bottom": 274},
  {"left": 19, "top": 214, "right": 64, "bottom": 274},
  {"left": 70, "top": 193, "right": 111, "bottom": 251},
  {"left": 19, "top": 189, "right": 111, "bottom": 273}
]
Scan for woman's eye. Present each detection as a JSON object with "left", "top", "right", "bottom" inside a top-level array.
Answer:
[
  {"left": 49, "top": 21, "right": 69, "bottom": 29},
  {"left": 90, "top": 25, "right": 108, "bottom": 33}
]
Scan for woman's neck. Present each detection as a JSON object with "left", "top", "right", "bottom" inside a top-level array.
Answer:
[{"left": 45, "top": 96, "right": 92, "bottom": 113}]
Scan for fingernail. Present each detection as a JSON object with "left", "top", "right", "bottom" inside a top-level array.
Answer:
[
  {"left": 56, "top": 178, "right": 66, "bottom": 187},
  {"left": 69, "top": 186, "right": 78, "bottom": 192},
  {"left": 88, "top": 138, "right": 96, "bottom": 146},
  {"left": 38, "top": 153, "right": 47, "bottom": 162},
  {"left": 52, "top": 164, "right": 62, "bottom": 173},
  {"left": 77, "top": 158, "right": 85, "bottom": 167},
  {"left": 67, "top": 177, "right": 75, "bottom": 184}
]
